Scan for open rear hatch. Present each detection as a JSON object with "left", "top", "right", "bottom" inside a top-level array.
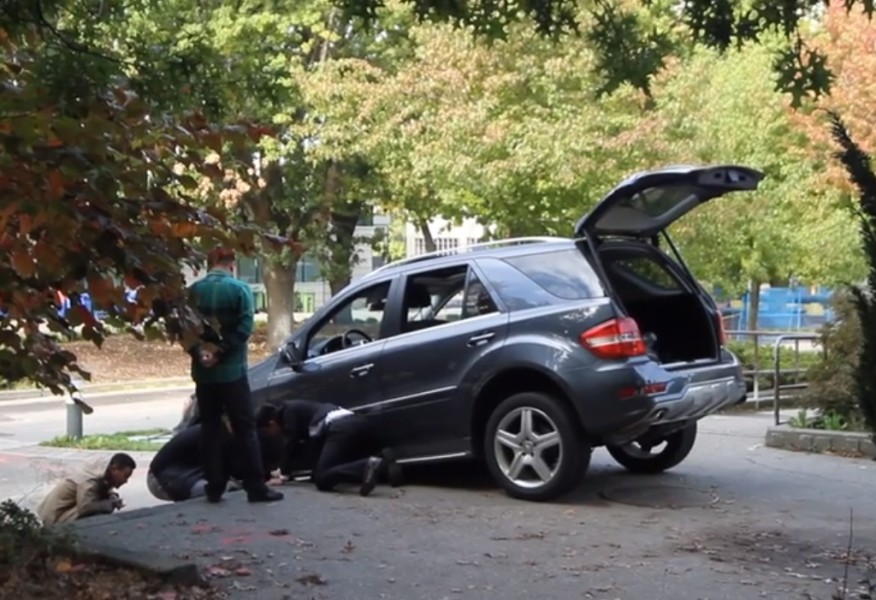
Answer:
[{"left": 576, "top": 165, "right": 765, "bottom": 366}]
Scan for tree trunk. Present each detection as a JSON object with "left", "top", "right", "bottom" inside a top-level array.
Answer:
[
  {"left": 417, "top": 218, "right": 435, "bottom": 253},
  {"left": 262, "top": 259, "right": 298, "bottom": 349},
  {"left": 328, "top": 207, "right": 360, "bottom": 296},
  {"left": 747, "top": 279, "right": 761, "bottom": 332}
]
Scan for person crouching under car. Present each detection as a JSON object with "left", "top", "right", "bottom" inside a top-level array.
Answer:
[
  {"left": 256, "top": 400, "right": 402, "bottom": 497},
  {"left": 147, "top": 417, "right": 282, "bottom": 502}
]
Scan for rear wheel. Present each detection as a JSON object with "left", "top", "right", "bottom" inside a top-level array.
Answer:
[
  {"left": 484, "top": 392, "right": 590, "bottom": 502},
  {"left": 606, "top": 421, "right": 698, "bottom": 474}
]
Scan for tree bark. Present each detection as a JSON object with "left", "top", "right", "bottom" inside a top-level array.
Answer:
[
  {"left": 747, "top": 279, "right": 761, "bottom": 332},
  {"left": 417, "top": 218, "right": 436, "bottom": 253},
  {"left": 261, "top": 259, "right": 298, "bottom": 349},
  {"left": 328, "top": 207, "right": 360, "bottom": 296}
]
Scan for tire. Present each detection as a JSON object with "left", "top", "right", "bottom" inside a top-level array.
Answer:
[
  {"left": 606, "top": 421, "right": 698, "bottom": 474},
  {"left": 483, "top": 392, "right": 590, "bottom": 502}
]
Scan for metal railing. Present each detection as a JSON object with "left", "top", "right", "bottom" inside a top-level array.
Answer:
[{"left": 724, "top": 330, "right": 824, "bottom": 424}]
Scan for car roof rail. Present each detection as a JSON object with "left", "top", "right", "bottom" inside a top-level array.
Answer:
[{"left": 363, "top": 236, "right": 569, "bottom": 280}]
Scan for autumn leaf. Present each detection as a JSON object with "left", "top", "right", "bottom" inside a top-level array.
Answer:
[{"left": 10, "top": 250, "right": 34, "bottom": 278}]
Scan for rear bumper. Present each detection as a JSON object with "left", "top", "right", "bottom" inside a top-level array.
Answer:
[{"left": 596, "top": 351, "right": 746, "bottom": 444}]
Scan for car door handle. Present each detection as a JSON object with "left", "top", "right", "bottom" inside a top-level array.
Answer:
[
  {"left": 350, "top": 363, "right": 374, "bottom": 378},
  {"left": 467, "top": 331, "right": 496, "bottom": 347}
]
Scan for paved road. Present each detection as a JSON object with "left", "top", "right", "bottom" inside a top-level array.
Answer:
[
  {"left": 0, "top": 387, "right": 191, "bottom": 511},
  {"left": 68, "top": 411, "right": 876, "bottom": 600}
]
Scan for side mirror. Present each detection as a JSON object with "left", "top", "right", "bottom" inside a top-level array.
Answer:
[{"left": 281, "top": 342, "right": 303, "bottom": 371}]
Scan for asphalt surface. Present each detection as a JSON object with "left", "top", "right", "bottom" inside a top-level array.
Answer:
[
  {"left": 0, "top": 387, "right": 190, "bottom": 511},
  {"left": 65, "top": 411, "right": 876, "bottom": 600}
]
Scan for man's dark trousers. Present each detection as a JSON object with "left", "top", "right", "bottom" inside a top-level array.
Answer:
[
  {"left": 197, "top": 377, "right": 265, "bottom": 497},
  {"left": 312, "top": 415, "right": 380, "bottom": 491}
]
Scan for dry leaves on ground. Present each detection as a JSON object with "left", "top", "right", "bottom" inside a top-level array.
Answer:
[
  {"left": 62, "top": 331, "right": 271, "bottom": 383},
  {"left": 0, "top": 556, "right": 226, "bottom": 599}
]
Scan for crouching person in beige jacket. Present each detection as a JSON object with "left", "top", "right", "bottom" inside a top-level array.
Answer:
[{"left": 37, "top": 453, "right": 136, "bottom": 526}]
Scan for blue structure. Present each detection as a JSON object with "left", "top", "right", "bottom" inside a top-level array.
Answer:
[{"left": 736, "top": 285, "right": 835, "bottom": 331}]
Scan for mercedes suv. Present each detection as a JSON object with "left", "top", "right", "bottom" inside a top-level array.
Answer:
[{"left": 178, "top": 164, "right": 762, "bottom": 502}]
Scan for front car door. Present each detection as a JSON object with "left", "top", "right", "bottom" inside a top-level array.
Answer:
[
  {"left": 368, "top": 262, "right": 510, "bottom": 459},
  {"left": 265, "top": 278, "right": 397, "bottom": 411}
]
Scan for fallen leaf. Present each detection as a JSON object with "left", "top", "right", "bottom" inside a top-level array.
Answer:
[
  {"left": 269, "top": 528, "right": 290, "bottom": 537},
  {"left": 207, "top": 567, "right": 231, "bottom": 578},
  {"left": 234, "top": 567, "right": 252, "bottom": 576},
  {"left": 295, "top": 573, "right": 327, "bottom": 586},
  {"left": 341, "top": 540, "right": 356, "bottom": 554}
]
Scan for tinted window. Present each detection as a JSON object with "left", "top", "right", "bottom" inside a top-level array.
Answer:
[
  {"left": 474, "top": 257, "right": 570, "bottom": 311},
  {"left": 612, "top": 257, "right": 681, "bottom": 291},
  {"left": 618, "top": 185, "right": 699, "bottom": 217},
  {"left": 462, "top": 271, "right": 499, "bottom": 319},
  {"left": 503, "top": 249, "right": 605, "bottom": 300}
]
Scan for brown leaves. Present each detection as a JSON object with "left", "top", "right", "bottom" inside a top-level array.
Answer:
[{"left": 0, "top": 29, "right": 286, "bottom": 393}]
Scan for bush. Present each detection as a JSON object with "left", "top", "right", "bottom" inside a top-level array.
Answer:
[
  {"left": 727, "top": 338, "right": 822, "bottom": 392},
  {"left": 0, "top": 499, "right": 71, "bottom": 570},
  {"left": 801, "top": 291, "right": 866, "bottom": 429}
]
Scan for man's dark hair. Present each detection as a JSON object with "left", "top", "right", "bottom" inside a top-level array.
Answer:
[
  {"left": 256, "top": 403, "right": 279, "bottom": 428},
  {"left": 207, "top": 246, "right": 236, "bottom": 269},
  {"left": 109, "top": 452, "right": 136, "bottom": 470}
]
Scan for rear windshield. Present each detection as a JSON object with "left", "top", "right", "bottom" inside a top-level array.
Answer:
[{"left": 474, "top": 249, "right": 605, "bottom": 311}]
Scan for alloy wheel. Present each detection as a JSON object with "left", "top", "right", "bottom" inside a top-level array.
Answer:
[{"left": 493, "top": 406, "right": 563, "bottom": 489}]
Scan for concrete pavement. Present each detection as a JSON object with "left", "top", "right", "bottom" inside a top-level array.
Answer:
[
  {"left": 68, "top": 411, "right": 876, "bottom": 600},
  {"left": 0, "top": 386, "right": 190, "bottom": 511}
]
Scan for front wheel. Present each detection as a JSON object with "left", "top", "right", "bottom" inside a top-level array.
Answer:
[
  {"left": 606, "top": 421, "right": 698, "bottom": 474},
  {"left": 484, "top": 392, "right": 590, "bottom": 502}
]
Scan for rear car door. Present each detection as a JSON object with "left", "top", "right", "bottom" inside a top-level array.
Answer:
[{"left": 369, "top": 262, "right": 510, "bottom": 458}]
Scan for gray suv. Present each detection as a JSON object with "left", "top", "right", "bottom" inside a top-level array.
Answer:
[{"left": 180, "top": 164, "right": 762, "bottom": 502}]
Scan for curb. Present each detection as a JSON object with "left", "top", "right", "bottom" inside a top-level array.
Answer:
[
  {"left": 0, "top": 378, "right": 192, "bottom": 401},
  {"left": 73, "top": 538, "right": 203, "bottom": 586},
  {"left": 0, "top": 384, "right": 193, "bottom": 409},
  {"left": 765, "top": 424, "right": 876, "bottom": 458}
]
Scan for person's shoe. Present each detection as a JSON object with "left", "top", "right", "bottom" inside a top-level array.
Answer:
[
  {"left": 247, "top": 488, "right": 284, "bottom": 503},
  {"left": 206, "top": 493, "right": 223, "bottom": 504},
  {"left": 382, "top": 448, "right": 404, "bottom": 488},
  {"left": 359, "top": 457, "right": 383, "bottom": 497}
]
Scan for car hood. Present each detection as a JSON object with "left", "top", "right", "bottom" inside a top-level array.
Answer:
[{"left": 574, "top": 165, "right": 765, "bottom": 238}]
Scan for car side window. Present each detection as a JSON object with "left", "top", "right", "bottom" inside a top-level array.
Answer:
[
  {"left": 462, "top": 270, "right": 499, "bottom": 319},
  {"left": 401, "top": 264, "right": 499, "bottom": 333},
  {"left": 306, "top": 281, "right": 390, "bottom": 358}
]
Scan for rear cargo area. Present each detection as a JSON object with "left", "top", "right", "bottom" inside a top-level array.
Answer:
[{"left": 598, "top": 244, "right": 718, "bottom": 364}]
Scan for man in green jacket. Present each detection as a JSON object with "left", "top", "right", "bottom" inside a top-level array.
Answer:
[{"left": 188, "top": 246, "right": 283, "bottom": 504}]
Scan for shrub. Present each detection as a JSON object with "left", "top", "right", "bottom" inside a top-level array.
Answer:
[
  {"left": 727, "top": 338, "right": 822, "bottom": 392},
  {"left": 801, "top": 291, "right": 866, "bottom": 429}
]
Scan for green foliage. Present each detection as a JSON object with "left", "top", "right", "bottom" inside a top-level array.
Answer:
[
  {"left": 653, "top": 43, "right": 864, "bottom": 296},
  {"left": 727, "top": 339, "right": 822, "bottom": 392},
  {"left": 40, "top": 433, "right": 165, "bottom": 452},
  {"left": 0, "top": 500, "right": 71, "bottom": 567},
  {"left": 802, "top": 292, "right": 865, "bottom": 426},
  {"left": 829, "top": 112, "right": 876, "bottom": 444},
  {"left": 337, "top": 0, "right": 875, "bottom": 104}
]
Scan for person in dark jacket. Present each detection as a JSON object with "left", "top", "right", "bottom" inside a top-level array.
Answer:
[
  {"left": 186, "top": 246, "right": 282, "bottom": 504},
  {"left": 147, "top": 420, "right": 281, "bottom": 502},
  {"left": 257, "top": 400, "right": 402, "bottom": 497}
]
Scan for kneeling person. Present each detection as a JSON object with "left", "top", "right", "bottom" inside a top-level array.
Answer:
[
  {"left": 258, "top": 400, "right": 401, "bottom": 497},
  {"left": 148, "top": 421, "right": 280, "bottom": 502},
  {"left": 37, "top": 453, "right": 135, "bottom": 526}
]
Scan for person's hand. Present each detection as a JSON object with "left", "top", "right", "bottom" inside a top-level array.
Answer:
[
  {"left": 199, "top": 349, "right": 218, "bottom": 367},
  {"left": 109, "top": 493, "right": 125, "bottom": 510},
  {"left": 267, "top": 475, "right": 289, "bottom": 486}
]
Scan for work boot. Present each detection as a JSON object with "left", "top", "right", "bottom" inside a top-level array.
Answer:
[
  {"left": 247, "top": 487, "right": 284, "bottom": 503},
  {"left": 382, "top": 448, "right": 404, "bottom": 488},
  {"left": 359, "top": 457, "right": 384, "bottom": 497}
]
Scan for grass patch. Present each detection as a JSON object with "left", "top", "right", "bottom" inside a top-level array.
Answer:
[{"left": 40, "top": 428, "right": 170, "bottom": 451}]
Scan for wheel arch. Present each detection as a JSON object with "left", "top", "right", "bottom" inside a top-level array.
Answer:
[{"left": 470, "top": 366, "right": 581, "bottom": 459}]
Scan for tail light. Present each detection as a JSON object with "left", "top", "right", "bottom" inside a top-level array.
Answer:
[
  {"left": 580, "top": 317, "right": 647, "bottom": 359},
  {"left": 715, "top": 310, "right": 727, "bottom": 345}
]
